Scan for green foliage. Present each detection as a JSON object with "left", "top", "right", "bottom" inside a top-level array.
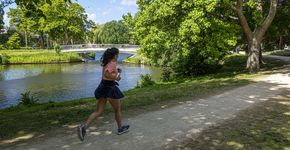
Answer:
[
  {"left": 122, "top": 13, "right": 137, "bottom": 44},
  {"left": 91, "top": 24, "right": 104, "bottom": 44},
  {"left": 5, "top": 33, "right": 21, "bottom": 49},
  {"left": 87, "top": 52, "right": 96, "bottom": 59},
  {"left": 0, "top": 54, "right": 9, "bottom": 64},
  {"left": 265, "top": 2, "right": 290, "bottom": 49},
  {"left": 99, "top": 20, "right": 130, "bottom": 44},
  {"left": 54, "top": 44, "right": 61, "bottom": 55},
  {"left": 138, "top": 74, "right": 155, "bottom": 88},
  {"left": 133, "top": 0, "right": 239, "bottom": 76},
  {"left": 161, "top": 67, "right": 172, "bottom": 82},
  {"left": 0, "top": 44, "right": 4, "bottom": 50},
  {"left": 39, "top": 0, "right": 91, "bottom": 43},
  {"left": 19, "top": 91, "right": 39, "bottom": 106},
  {"left": 7, "top": 0, "right": 92, "bottom": 46}
]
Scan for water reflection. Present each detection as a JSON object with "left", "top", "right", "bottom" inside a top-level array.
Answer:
[{"left": 0, "top": 63, "right": 160, "bottom": 109}]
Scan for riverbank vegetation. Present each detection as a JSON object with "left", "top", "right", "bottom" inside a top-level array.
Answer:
[
  {"left": 0, "top": 55, "right": 286, "bottom": 141},
  {"left": 0, "top": 50, "right": 82, "bottom": 64}
]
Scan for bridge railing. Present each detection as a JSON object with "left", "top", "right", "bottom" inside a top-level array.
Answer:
[{"left": 61, "top": 44, "right": 140, "bottom": 50}]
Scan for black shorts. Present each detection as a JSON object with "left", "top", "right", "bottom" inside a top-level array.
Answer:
[{"left": 94, "top": 80, "right": 124, "bottom": 100}]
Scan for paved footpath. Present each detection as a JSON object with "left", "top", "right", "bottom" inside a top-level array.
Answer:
[{"left": 2, "top": 65, "right": 290, "bottom": 150}]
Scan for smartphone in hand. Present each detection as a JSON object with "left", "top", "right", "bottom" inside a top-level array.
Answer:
[{"left": 117, "top": 68, "right": 122, "bottom": 73}]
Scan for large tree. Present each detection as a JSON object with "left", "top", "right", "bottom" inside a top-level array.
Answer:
[
  {"left": 91, "top": 24, "right": 104, "bottom": 44},
  {"left": 100, "top": 20, "right": 130, "bottom": 44},
  {"left": 229, "top": 0, "right": 278, "bottom": 72},
  {"left": 8, "top": 5, "right": 47, "bottom": 48},
  {"left": 8, "top": 0, "right": 91, "bottom": 46},
  {"left": 39, "top": 0, "right": 90, "bottom": 44},
  {"left": 122, "top": 13, "right": 137, "bottom": 44},
  {"left": 133, "top": 0, "right": 238, "bottom": 76},
  {"left": 1, "top": 0, "right": 71, "bottom": 28}
]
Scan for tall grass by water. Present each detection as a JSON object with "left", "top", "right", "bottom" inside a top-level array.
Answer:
[{"left": 0, "top": 50, "right": 82, "bottom": 64}]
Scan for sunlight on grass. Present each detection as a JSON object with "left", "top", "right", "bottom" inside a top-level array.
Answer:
[
  {"left": 1, "top": 133, "right": 35, "bottom": 144},
  {"left": 226, "top": 141, "right": 244, "bottom": 149},
  {"left": 90, "top": 132, "right": 101, "bottom": 136}
]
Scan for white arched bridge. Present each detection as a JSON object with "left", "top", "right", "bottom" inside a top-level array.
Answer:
[
  {"left": 61, "top": 44, "right": 140, "bottom": 54},
  {"left": 60, "top": 44, "right": 140, "bottom": 61}
]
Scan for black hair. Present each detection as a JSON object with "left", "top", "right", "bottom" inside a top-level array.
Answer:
[{"left": 100, "top": 47, "right": 119, "bottom": 66}]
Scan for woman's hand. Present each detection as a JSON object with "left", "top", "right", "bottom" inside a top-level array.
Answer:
[{"left": 104, "top": 70, "right": 120, "bottom": 81}]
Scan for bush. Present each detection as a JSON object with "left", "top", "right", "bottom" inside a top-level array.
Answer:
[
  {"left": 137, "top": 74, "right": 155, "bottom": 88},
  {"left": 5, "top": 33, "right": 21, "bottom": 49},
  {"left": 54, "top": 44, "right": 61, "bottom": 55},
  {"left": 171, "top": 52, "right": 223, "bottom": 78},
  {"left": 161, "top": 67, "right": 172, "bottom": 82},
  {"left": 0, "top": 54, "right": 9, "bottom": 64},
  {"left": 87, "top": 52, "right": 96, "bottom": 59},
  {"left": 19, "top": 91, "right": 39, "bottom": 106},
  {"left": 0, "top": 44, "right": 5, "bottom": 50}
]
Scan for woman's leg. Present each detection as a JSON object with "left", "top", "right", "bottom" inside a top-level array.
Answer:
[
  {"left": 108, "top": 99, "right": 121, "bottom": 129},
  {"left": 85, "top": 98, "right": 107, "bottom": 127}
]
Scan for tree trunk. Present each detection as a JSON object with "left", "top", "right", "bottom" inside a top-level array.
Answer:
[
  {"left": 232, "top": 0, "right": 278, "bottom": 72},
  {"left": 40, "top": 33, "right": 45, "bottom": 49},
  {"left": 279, "top": 35, "right": 283, "bottom": 50},
  {"left": 64, "top": 33, "right": 69, "bottom": 45},
  {"left": 247, "top": 38, "right": 260, "bottom": 73}
]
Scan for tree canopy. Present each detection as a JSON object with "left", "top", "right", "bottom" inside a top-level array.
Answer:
[
  {"left": 132, "top": 0, "right": 239, "bottom": 76},
  {"left": 7, "top": 0, "right": 92, "bottom": 47}
]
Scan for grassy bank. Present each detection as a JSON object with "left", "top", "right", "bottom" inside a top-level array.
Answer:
[
  {"left": 0, "top": 50, "right": 82, "bottom": 64},
  {"left": 123, "top": 52, "right": 151, "bottom": 64},
  {"left": 266, "top": 50, "right": 290, "bottom": 57},
  {"left": 0, "top": 55, "right": 287, "bottom": 142}
]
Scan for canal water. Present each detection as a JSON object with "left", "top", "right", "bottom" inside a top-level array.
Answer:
[{"left": 0, "top": 62, "right": 160, "bottom": 109}]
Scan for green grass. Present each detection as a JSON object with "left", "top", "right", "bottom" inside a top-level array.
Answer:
[
  {"left": 0, "top": 50, "right": 82, "bottom": 64},
  {"left": 267, "top": 50, "right": 290, "bottom": 57},
  {"left": 0, "top": 54, "right": 287, "bottom": 141}
]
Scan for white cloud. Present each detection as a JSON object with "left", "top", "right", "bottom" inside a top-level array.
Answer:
[
  {"left": 109, "top": 0, "right": 117, "bottom": 4},
  {"left": 3, "top": 13, "right": 9, "bottom": 26},
  {"left": 102, "top": 11, "right": 109, "bottom": 16},
  {"left": 86, "top": 13, "right": 97, "bottom": 22},
  {"left": 121, "top": 0, "right": 136, "bottom": 6}
]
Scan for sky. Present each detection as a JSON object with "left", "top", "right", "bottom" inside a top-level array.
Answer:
[{"left": 3, "top": 0, "right": 138, "bottom": 26}]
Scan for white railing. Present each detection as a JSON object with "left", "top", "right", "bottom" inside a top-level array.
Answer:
[{"left": 61, "top": 44, "right": 140, "bottom": 50}]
